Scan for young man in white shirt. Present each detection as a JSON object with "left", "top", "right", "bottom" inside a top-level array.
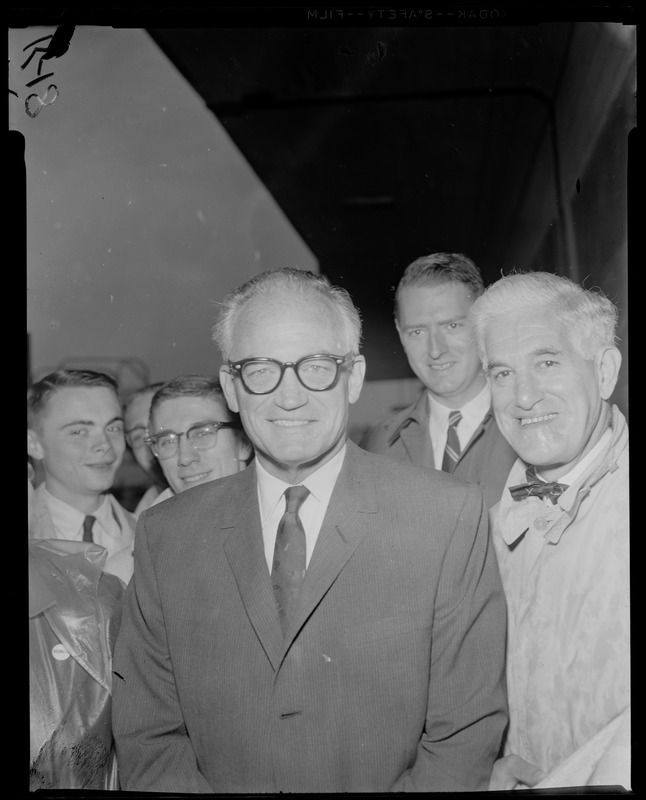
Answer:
[{"left": 28, "top": 369, "right": 135, "bottom": 584}]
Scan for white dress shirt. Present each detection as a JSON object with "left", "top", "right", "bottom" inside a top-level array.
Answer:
[
  {"left": 34, "top": 485, "right": 135, "bottom": 583},
  {"left": 428, "top": 383, "right": 491, "bottom": 470},
  {"left": 256, "top": 445, "right": 346, "bottom": 572}
]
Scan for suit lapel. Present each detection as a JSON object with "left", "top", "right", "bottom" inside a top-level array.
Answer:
[
  {"left": 453, "top": 407, "right": 492, "bottom": 469},
  {"left": 281, "top": 442, "right": 378, "bottom": 647},
  {"left": 397, "top": 393, "right": 433, "bottom": 468},
  {"left": 399, "top": 420, "right": 433, "bottom": 467},
  {"left": 221, "top": 463, "right": 284, "bottom": 671},
  {"left": 221, "top": 446, "right": 380, "bottom": 669}
]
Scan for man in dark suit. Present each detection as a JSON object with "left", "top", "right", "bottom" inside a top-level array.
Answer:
[
  {"left": 112, "top": 267, "right": 508, "bottom": 793},
  {"left": 361, "top": 253, "right": 516, "bottom": 508}
]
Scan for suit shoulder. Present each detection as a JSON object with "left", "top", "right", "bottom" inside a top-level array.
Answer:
[
  {"left": 139, "top": 469, "right": 247, "bottom": 523},
  {"left": 360, "top": 403, "right": 416, "bottom": 450},
  {"left": 359, "top": 446, "right": 477, "bottom": 499}
]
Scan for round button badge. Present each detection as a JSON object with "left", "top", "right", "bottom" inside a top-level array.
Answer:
[{"left": 52, "top": 644, "right": 70, "bottom": 661}]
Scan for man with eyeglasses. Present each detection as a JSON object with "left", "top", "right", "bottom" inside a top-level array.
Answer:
[
  {"left": 113, "top": 268, "right": 508, "bottom": 793},
  {"left": 123, "top": 382, "right": 168, "bottom": 516},
  {"left": 143, "top": 374, "right": 252, "bottom": 502},
  {"left": 28, "top": 369, "right": 135, "bottom": 584}
]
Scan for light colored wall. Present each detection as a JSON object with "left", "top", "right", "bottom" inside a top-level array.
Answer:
[{"left": 15, "top": 26, "right": 317, "bottom": 395}]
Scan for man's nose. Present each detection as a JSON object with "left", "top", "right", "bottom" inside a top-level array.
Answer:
[
  {"left": 427, "top": 329, "right": 447, "bottom": 359},
  {"left": 514, "top": 373, "right": 544, "bottom": 409},
  {"left": 176, "top": 435, "right": 199, "bottom": 466},
  {"left": 272, "top": 366, "right": 308, "bottom": 409},
  {"left": 91, "top": 429, "right": 113, "bottom": 451}
]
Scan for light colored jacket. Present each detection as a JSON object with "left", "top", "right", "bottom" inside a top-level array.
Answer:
[{"left": 493, "top": 405, "right": 629, "bottom": 780}]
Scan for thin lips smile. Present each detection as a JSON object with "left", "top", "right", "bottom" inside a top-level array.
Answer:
[
  {"left": 428, "top": 361, "right": 454, "bottom": 371},
  {"left": 182, "top": 471, "right": 211, "bottom": 484},
  {"left": 270, "top": 419, "right": 312, "bottom": 426},
  {"left": 518, "top": 413, "right": 557, "bottom": 427}
]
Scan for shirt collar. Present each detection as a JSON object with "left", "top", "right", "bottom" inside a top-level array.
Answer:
[
  {"left": 427, "top": 381, "right": 491, "bottom": 427},
  {"left": 256, "top": 445, "right": 346, "bottom": 519},
  {"left": 537, "top": 427, "right": 612, "bottom": 486},
  {"left": 498, "top": 417, "right": 619, "bottom": 547},
  {"left": 42, "top": 485, "right": 113, "bottom": 534}
]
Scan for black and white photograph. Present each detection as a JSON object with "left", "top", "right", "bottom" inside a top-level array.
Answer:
[{"left": 18, "top": 6, "right": 634, "bottom": 795}]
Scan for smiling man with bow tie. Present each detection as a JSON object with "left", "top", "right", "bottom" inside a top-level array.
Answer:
[{"left": 469, "top": 271, "right": 630, "bottom": 791}]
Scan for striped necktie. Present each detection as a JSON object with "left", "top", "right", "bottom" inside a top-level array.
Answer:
[
  {"left": 271, "top": 485, "right": 310, "bottom": 633},
  {"left": 441, "top": 410, "right": 463, "bottom": 473},
  {"left": 82, "top": 514, "right": 96, "bottom": 543}
]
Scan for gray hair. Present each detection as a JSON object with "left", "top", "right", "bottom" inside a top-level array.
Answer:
[
  {"left": 212, "top": 268, "right": 362, "bottom": 361},
  {"left": 394, "top": 252, "right": 484, "bottom": 321},
  {"left": 468, "top": 271, "right": 619, "bottom": 363}
]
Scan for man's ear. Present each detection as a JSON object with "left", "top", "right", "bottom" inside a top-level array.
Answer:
[
  {"left": 237, "top": 432, "right": 253, "bottom": 464},
  {"left": 394, "top": 318, "right": 404, "bottom": 346},
  {"left": 219, "top": 365, "right": 240, "bottom": 413},
  {"left": 596, "top": 346, "right": 622, "bottom": 400},
  {"left": 348, "top": 355, "right": 366, "bottom": 405},
  {"left": 27, "top": 428, "right": 44, "bottom": 461}
]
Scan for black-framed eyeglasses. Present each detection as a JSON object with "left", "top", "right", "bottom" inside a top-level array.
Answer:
[
  {"left": 145, "top": 420, "right": 241, "bottom": 460},
  {"left": 125, "top": 425, "right": 148, "bottom": 449},
  {"left": 227, "top": 353, "right": 356, "bottom": 395}
]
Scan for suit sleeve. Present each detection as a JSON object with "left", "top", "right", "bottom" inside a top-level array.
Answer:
[
  {"left": 111, "top": 512, "right": 213, "bottom": 793},
  {"left": 391, "top": 485, "right": 508, "bottom": 791}
]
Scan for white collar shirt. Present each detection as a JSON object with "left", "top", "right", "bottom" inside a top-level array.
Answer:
[
  {"left": 533, "top": 427, "right": 613, "bottom": 506},
  {"left": 42, "top": 486, "right": 125, "bottom": 558},
  {"left": 428, "top": 382, "right": 491, "bottom": 470},
  {"left": 256, "top": 444, "right": 346, "bottom": 572}
]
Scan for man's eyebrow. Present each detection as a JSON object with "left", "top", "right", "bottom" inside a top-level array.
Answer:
[
  {"left": 402, "top": 313, "right": 467, "bottom": 329},
  {"left": 440, "top": 313, "right": 468, "bottom": 324},
  {"left": 60, "top": 415, "right": 123, "bottom": 430},
  {"left": 532, "top": 348, "right": 563, "bottom": 357},
  {"left": 486, "top": 347, "right": 564, "bottom": 371},
  {"left": 486, "top": 360, "right": 508, "bottom": 372}
]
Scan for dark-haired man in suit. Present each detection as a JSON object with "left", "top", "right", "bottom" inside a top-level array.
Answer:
[{"left": 362, "top": 252, "right": 516, "bottom": 508}]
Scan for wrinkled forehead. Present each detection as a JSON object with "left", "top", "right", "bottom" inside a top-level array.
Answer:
[
  {"left": 483, "top": 308, "right": 576, "bottom": 361},
  {"left": 232, "top": 290, "right": 347, "bottom": 353}
]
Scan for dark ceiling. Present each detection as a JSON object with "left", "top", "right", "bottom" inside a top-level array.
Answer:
[{"left": 146, "top": 24, "right": 577, "bottom": 380}]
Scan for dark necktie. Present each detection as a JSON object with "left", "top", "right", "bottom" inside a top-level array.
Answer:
[
  {"left": 509, "top": 467, "right": 569, "bottom": 504},
  {"left": 271, "top": 485, "right": 310, "bottom": 632},
  {"left": 441, "top": 410, "right": 463, "bottom": 473},
  {"left": 82, "top": 514, "right": 96, "bottom": 542}
]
